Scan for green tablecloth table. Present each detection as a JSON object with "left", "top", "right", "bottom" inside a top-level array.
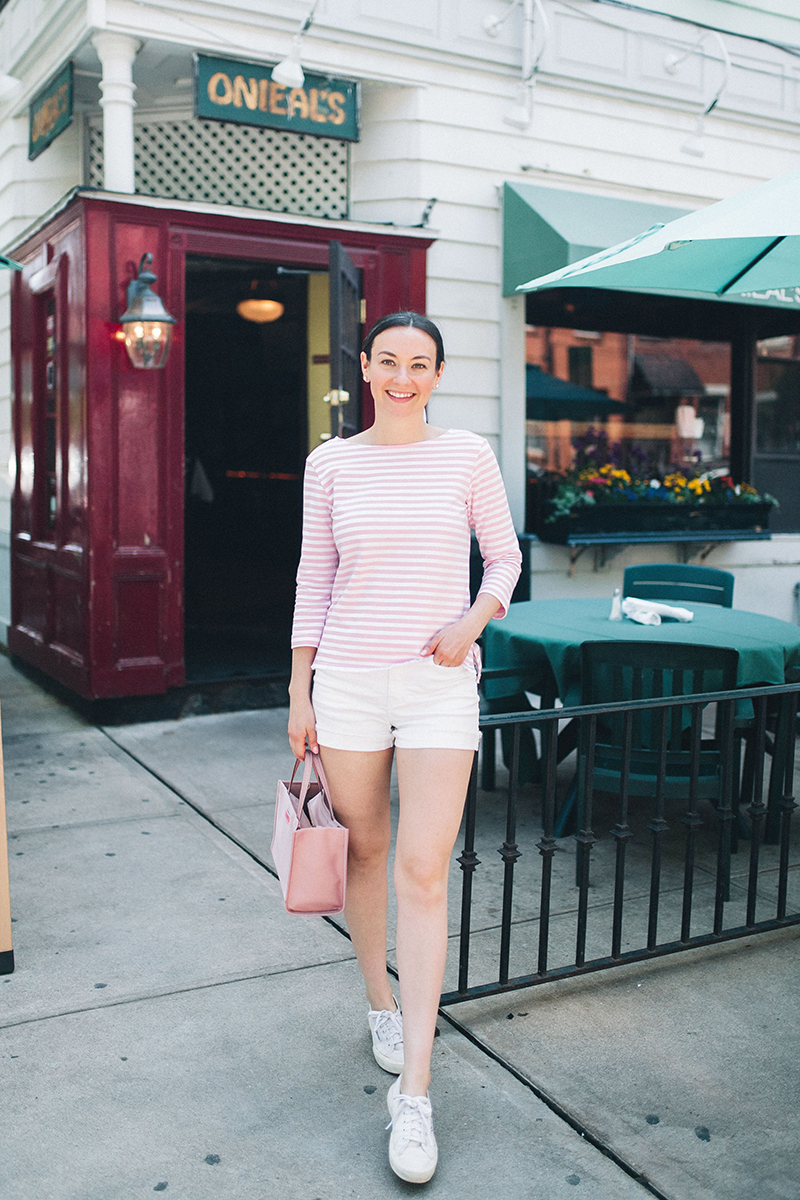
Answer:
[{"left": 484, "top": 598, "right": 800, "bottom": 707}]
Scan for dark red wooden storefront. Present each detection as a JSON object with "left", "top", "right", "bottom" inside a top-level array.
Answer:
[{"left": 10, "top": 192, "right": 431, "bottom": 699}]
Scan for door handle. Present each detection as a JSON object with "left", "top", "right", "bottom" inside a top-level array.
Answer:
[{"left": 323, "top": 389, "right": 350, "bottom": 407}]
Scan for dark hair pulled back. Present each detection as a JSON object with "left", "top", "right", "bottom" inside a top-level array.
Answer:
[{"left": 362, "top": 311, "right": 445, "bottom": 370}]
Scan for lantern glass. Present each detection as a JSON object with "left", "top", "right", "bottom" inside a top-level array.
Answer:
[
  {"left": 123, "top": 319, "right": 173, "bottom": 369},
  {"left": 119, "top": 253, "right": 177, "bottom": 369}
]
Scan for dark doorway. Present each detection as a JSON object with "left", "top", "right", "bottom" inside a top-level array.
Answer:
[{"left": 184, "top": 256, "right": 308, "bottom": 682}]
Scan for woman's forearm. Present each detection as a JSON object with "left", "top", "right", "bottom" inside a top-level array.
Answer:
[
  {"left": 289, "top": 645, "right": 317, "bottom": 699},
  {"left": 461, "top": 592, "right": 502, "bottom": 641},
  {"left": 288, "top": 646, "right": 319, "bottom": 757}
]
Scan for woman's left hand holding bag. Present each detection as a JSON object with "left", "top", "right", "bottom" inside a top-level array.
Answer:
[{"left": 288, "top": 646, "right": 319, "bottom": 759}]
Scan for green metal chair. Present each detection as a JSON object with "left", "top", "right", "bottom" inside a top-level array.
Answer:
[
  {"left": 624, "top": 565, "right": 774, "bottom": 840},
  {"left": 623, "top": 563, "right": 734, "bottom": 608},
  {"left": 554, "top": 642, "right": 740, "bottom": 887}
]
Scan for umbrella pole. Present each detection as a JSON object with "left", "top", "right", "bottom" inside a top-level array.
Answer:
[{"left": 729, "top": 324, "right": 757, "bottom": 484}]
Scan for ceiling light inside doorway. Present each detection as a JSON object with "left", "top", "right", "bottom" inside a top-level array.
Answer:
[{"left": 236, "top": 299, "right": 285, "bottom": 323}]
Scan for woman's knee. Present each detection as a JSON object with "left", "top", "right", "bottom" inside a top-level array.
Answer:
[
  {"left": 394, "top": 854, "right": 449, "bottom": 905},
  {"left": 348, "top": 831, "right": 390, "bottom": 871}
]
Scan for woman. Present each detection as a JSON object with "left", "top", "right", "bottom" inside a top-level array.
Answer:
[{"left": 288, "top": 311, "right": 521, "bottom": 1184}]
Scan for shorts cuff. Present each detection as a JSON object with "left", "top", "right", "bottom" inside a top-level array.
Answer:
[
  {"left": 394, "top": 733, "right": 480, "bottom": 751},
  {"left": 316, "top": 730, "right": 394, "bottom": 753}
]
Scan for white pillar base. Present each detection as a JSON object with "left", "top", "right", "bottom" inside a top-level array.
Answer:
[{"left": 92, "top": 32, "right": 140, "bottom": 194}]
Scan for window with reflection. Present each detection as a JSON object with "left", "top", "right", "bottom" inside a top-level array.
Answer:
[
  {"left": 753, "top": 335, "right": 800, "bottom": 532},
  {"left": 526, "top": 326, "right": 731, "bottom": 476},
  {"left": 525, "top": 325, "right": 736, "bottom": 532}
]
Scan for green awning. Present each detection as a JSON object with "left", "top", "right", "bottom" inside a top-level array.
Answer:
[
  {"left": 502, "top": 182, "right": 690, "bottom": 297},
  {"left": 0, "top": 253, "right": 22, "bottom": 270}
]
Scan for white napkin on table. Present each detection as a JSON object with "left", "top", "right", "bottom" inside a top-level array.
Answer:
[
  {"left": 621, "top": 597, "right": 694, "bottom": 625},
  {"left": 624, "top": 605, "right": 661, "bottom": 626}
]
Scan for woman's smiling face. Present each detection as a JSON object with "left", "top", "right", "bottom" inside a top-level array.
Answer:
[{"left": 361, "top": 326, "right": 444, "bottom": 421}]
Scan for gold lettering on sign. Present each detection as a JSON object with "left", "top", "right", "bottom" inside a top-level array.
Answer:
[
  {"left": 233, "top": 76, "right": 258, "bottom": 110},
  {"left": 258, "top": 78, "right": 270, "bottom": 111},
  {"left": 327, "top": 91, "right": 346, "bottom": 125},
  {"left": 31, "top": 82, "right": 70, "bottom": 143},
  {"left": 208, "top": 72, "right": 233, "bottom": 105},
  {"left": 287, "top": 88, "right": 310, "bottom": 119},
  {"left": 309, "top": 89, "right": 327, "bottom": 123},
  {"left": 269, "top": 83, "right": 288, "bottom": 115}
]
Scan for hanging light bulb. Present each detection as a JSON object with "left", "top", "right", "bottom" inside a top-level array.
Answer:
[
  {"left": 681, "top": 114, "right": 706, "bottom": 158},
  {"left": 272, "top": 38, "right": 305, "bottom": 89},
  {"left": 500, "top": 0, "right": 548, "bottom": 131},
  {"left": 272, "top": 0, "right": 321, "bottom": 89},
  {"left": 504, "top": 83, "right": 533, "bottom": 130},
  {"left": 677, "top": 32, "right": 730, "bottom": 160}
]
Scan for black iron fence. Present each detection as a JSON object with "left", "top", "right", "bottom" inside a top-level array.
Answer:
[{"left": 442, "top": 676, "right": 799, "bottom": 1006}]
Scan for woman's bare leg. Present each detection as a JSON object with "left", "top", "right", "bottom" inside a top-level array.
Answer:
[
  {"left": 393, "top": 747, "right": 475, "bottom": 1096},
  {"left": 318, "top": 745, "right": 396, "bottom": 1011}
]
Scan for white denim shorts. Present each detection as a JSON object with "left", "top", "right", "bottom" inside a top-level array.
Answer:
[{"left": 312, "top": 657, "right": 480, "bottom": 752}]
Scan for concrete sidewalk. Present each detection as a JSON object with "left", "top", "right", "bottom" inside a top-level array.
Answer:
[{"left": 1, "top": 653, "right": 798, "bottom": 1199}]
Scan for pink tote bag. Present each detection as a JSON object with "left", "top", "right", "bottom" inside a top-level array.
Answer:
[{"left": 271, "top": 751, "right": 349, "bottom": 917}]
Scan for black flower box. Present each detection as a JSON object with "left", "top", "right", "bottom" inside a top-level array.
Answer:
[{"left": 538, "top": 502, "right": 773, "bottom": 545}]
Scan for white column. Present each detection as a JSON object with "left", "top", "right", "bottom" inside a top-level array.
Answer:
[
  {"left": 92, "top": 32, "right": 140, "bottom": 194},
  {"left": 500, "top": 294, "right": 527, "bottom": 531}
]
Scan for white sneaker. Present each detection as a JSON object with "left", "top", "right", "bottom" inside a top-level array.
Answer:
[
  {"left": 368, "top": 1001, "right": 404, "bottom": 1074},
  {"left": 386, "top": 1075, "right": 438, "bottom": 1184}
]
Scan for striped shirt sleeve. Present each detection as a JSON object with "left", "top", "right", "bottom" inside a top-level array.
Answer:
[
  {"left": 468, "top": 439, "right": 523, "bottom": 619},
  {"left": 291, "top": 457, "right": 338, "bottom": 649}
]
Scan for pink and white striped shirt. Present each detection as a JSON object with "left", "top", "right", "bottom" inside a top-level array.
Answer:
[{"left": 291, "top": 429, "right": 522, "bottom": 670}]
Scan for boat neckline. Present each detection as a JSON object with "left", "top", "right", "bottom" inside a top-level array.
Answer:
[{"left": 333, "top": 429, "right": 457, "bottom": 447}]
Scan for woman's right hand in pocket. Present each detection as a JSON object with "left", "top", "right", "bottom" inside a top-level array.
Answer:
[{"left": 288, "top": 695, "right": 319, "bottom": 759}]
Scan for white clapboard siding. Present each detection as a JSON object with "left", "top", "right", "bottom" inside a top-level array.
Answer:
[
  {"left": 433, "top": 318, "right": 500, "bottom": 363},
  {"left": 428, "top": 394, "right": 501, "bottom": 436}
]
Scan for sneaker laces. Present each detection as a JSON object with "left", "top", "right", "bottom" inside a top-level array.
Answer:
[
  {"left": 386, "top": 1094, "right": 434, "bottom": 1149},
  {"left": 374, "top": 1008, "right": 403, "bottom": 1052}
]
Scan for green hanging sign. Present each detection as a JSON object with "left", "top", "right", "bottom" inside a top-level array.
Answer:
[
  {"left": 195, "top": 54, "right": 359, "bottom": 142},
  {"left": 29, "top": 62, "right": 74, "bottom": 161}
]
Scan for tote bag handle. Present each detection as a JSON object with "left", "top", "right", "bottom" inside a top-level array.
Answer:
[{"left": 289, "top": 751, "right": 336, "bottom": 824}]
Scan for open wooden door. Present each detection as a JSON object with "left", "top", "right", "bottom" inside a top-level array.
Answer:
[{"left": 328, "top": 240, "right": 361, "bottom": 439}]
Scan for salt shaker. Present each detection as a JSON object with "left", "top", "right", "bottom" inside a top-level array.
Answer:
[{"left": 609, "top": 587, "right": 622, "bottom": 620}]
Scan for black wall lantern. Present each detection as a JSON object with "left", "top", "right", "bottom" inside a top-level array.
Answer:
[{"left": 120, "top": 253, "right": 176, "bottom": 369}]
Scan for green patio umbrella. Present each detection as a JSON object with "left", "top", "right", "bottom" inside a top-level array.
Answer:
[
  {"left": 518, "top": 166, "right": 800, "bottom": 308},
  {"left": 526, "top": 364, "right": 627, "bottom": 420},
  {"left": 0, "top": 254, "right": 22, "bottom": 270}
]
